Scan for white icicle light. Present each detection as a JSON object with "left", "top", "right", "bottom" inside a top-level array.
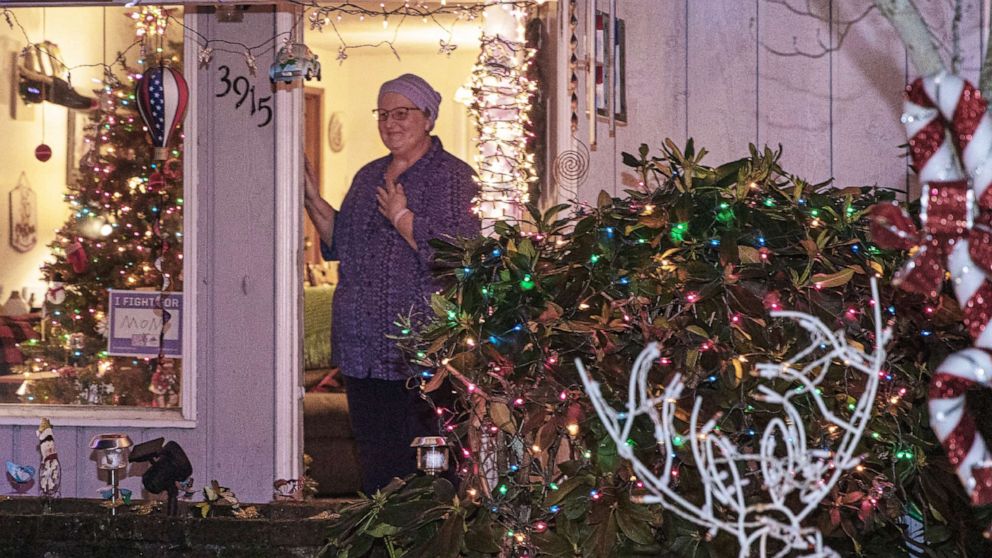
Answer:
[{"left": 578, "top": 279, "right": 889, "bottom": 558}]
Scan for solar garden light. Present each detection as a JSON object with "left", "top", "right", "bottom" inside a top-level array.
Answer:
[
  {"left": 89, "top": 433, "right": 132, "bottom": 515},
  {"left": 410, "top": 436, "right": 449, "bottom": 476}
]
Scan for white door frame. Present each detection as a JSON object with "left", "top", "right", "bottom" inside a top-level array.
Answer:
[
  {"left": 272, "top": 0, "right": 574, "bottom": 482},
  {"left": 273, "top": 4, "right": 304, "bottom": 483}
]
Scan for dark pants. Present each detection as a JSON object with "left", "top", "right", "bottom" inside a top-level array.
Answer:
[{"left": 344, "top": 376, "right": 454, "bottom": 495}]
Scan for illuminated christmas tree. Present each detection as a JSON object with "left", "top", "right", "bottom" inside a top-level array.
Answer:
[{"left": 18, "top": 8, "right": 183, "bottom": 407}]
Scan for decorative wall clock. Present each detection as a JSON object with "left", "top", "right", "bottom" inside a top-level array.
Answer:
[{"left": 327, "top": 111, "right": 344, "bottom": 153}]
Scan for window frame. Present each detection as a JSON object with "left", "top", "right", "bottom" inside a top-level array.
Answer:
[{"left": 0, "top": 5, "right": 199, "bottom": 428}]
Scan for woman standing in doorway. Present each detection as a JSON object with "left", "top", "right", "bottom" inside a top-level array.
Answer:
[{"left": 303, "top": 73, "right": 480, "bottom": 494}]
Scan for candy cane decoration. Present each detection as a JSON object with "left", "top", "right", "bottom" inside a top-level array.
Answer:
[
  {"left": 939, "top": 77, "right": 992, "bottom": 273},
  {"left": 876, "top": 72, "right": 992, "bottom": 504}
]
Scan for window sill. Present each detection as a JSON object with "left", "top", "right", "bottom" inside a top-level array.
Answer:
[{"left": 0, "top": 405, "right": 195, "bottom": 428}]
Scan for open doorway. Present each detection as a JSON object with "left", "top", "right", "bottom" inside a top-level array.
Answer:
[
  {"left": 297, "top": 2, "right": 559, "bottom": 498},
  {"left": 300, "top": 24, "right": 480, "bottom": 498}
]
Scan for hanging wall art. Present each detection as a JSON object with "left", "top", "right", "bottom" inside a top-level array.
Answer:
[{"left": 9, "top": 172, "right": 37, "bottom": 252}]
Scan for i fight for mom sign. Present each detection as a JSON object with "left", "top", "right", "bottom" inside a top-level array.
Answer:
[{"left": 107, "top": 289, "right": 183, "bottom": 358}]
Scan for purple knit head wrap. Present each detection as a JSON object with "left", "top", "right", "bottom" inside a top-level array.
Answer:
[{"left": 378, "top": 73, "right": 442, "bottom": 129}]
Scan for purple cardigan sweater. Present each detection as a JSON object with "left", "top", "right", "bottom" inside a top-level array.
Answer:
[{"left": 322, "top": 137, "right": 480, "bottom": 380}]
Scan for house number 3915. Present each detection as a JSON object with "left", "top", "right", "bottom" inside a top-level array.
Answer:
[{"left": 216, "top": 65, "right": 273, "bottom": 128}]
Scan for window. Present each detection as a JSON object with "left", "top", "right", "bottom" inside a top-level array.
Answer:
[{"left": 0, "top": 5, "right": 188, "bottom": 415}]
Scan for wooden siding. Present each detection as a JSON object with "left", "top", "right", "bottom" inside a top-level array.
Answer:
[{"left": 570, "top": 0, "right": 989, "bottom": 204}]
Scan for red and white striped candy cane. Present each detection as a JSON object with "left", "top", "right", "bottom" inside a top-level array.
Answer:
[
  {"left": 902, "top": 73, "right": 992, "bottom": 504},
  {"left": 930, "top": 350, "right": 992, "bottom": 504}
]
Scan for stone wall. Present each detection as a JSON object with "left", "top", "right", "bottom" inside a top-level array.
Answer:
[{"left": 0, "top": 498, "right": 335, "bottom": 558}]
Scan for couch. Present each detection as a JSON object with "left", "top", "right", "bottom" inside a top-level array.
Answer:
[{"left": 303, "top": 284, "right": 361, "bottom": 497}]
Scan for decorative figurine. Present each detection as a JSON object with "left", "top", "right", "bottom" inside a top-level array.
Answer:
[
  {"left": 37, "top": 418, "right": 61, "bottom": 497},
  {"left": 135, "top": 65, "right": 189, "bottom": 160},
  {"left": 6, "top": 461, "right": 35, "bottom": 484},
  {"left": 269, "top": 42, "right": 321, "bottom": 84}
]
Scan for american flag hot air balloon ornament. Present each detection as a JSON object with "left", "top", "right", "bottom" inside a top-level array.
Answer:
[{"left": 136, "top": 64, "right": 189, "bottom": 160}]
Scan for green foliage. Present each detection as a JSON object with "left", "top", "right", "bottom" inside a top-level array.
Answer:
[
  {"left": 339, "top": 140, "right": 992, "bottom": 556},
  {"left": 320, "top": 476, "right": 499, "bottom": 558}
]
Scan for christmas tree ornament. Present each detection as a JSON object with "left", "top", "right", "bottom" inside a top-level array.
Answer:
[
  {"left": 34, "top": 144, "right": 52, "bottom": 162},
  {"left": 79, "top": 215, "right": 108, "bottom": 239},
  {"left": 149, "top": 360, "right": 179, "bottom": 407},
  {"left": 45, "top": 278, "right": 66, "bottom": 306},
  {"left": 147, "top": 172, "right": 165, "bottom": 192},
  {"left": 67, "top": 333, "right": 85, "bottom": 352},
  {"left": 580, "top": 279, "right": 888, "bottom": 558},
  {"left": 98, "top": 89, "right": 116, "bottom": 113},
  {"left": 37, "top": 418, "right": 61, "bottom": 497},
  {"left": 162, "top": 157, "right": 182, "bottom": 180},
  {"left": 66, "top": 240, "right": 89, "bottom": 274},
  {"left": 135, "top": 65, "right": 189, "bottom": 160}
]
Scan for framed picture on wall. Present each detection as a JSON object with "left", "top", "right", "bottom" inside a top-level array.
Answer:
[
  {"left": 65, "top": 109, "right": 91, "bottom": 186},
  {"left": 594, "top": 11, "right": 627, "bottom": 123}
]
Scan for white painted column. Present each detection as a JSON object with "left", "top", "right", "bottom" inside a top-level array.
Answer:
[{"left": 273, "top": 5, "right": 304, "bottom": 485}]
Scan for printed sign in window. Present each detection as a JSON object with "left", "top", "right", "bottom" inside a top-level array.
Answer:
[{"left": 107, "top": 290, "right": 183, "bottom": 358}]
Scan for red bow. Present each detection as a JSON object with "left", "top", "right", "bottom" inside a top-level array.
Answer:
[
  {"left": 869, "top": 180, "right": 970, "bottom": 298},
  {"left": 903, "top": 78, "right": 992, "bottom": 276}
]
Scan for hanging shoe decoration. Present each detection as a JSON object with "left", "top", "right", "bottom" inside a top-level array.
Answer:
[
  {"left": 135, "top": 65, "right": 189, "bottom": 160},
  {"left": 17, "top": 42, "right": 97, "bottom": 111}
]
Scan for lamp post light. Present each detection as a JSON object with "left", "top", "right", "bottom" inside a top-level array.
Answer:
[
  {"left": 410, "top": 436, "right": 449, "bottom": 476},
  {"left": 89, "top": 433, "right": 133, "bottom": 515}
]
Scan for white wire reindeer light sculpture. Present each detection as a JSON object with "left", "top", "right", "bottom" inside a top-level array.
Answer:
[{"left": 578, "top": 279, "right": 889, "bottom": 558}]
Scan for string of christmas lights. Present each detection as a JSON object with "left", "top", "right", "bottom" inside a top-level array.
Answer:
[
  {"left": 468, "top": 33, "right": 538, "bottom": 220},
  {"left": 2, "top": 7, "right": 145, "bottom": 88},
  {"left": 376, "top": 137, "right": 979, "bottom": 555},
  {"left": 5, "top": 2, "right": 542, "bottom": 77}
]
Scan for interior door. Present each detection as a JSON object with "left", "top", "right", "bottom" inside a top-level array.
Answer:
[{"left": 303, "top": 87, "right": 324, "bottom": 268}]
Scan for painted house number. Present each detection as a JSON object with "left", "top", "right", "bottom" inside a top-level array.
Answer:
[{"left": 216, "top": 65, "right": 273, "bottom": 128}]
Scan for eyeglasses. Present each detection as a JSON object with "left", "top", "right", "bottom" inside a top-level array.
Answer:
[{"left": 372, "top": 106, "right": 421, "bottom": 122}]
